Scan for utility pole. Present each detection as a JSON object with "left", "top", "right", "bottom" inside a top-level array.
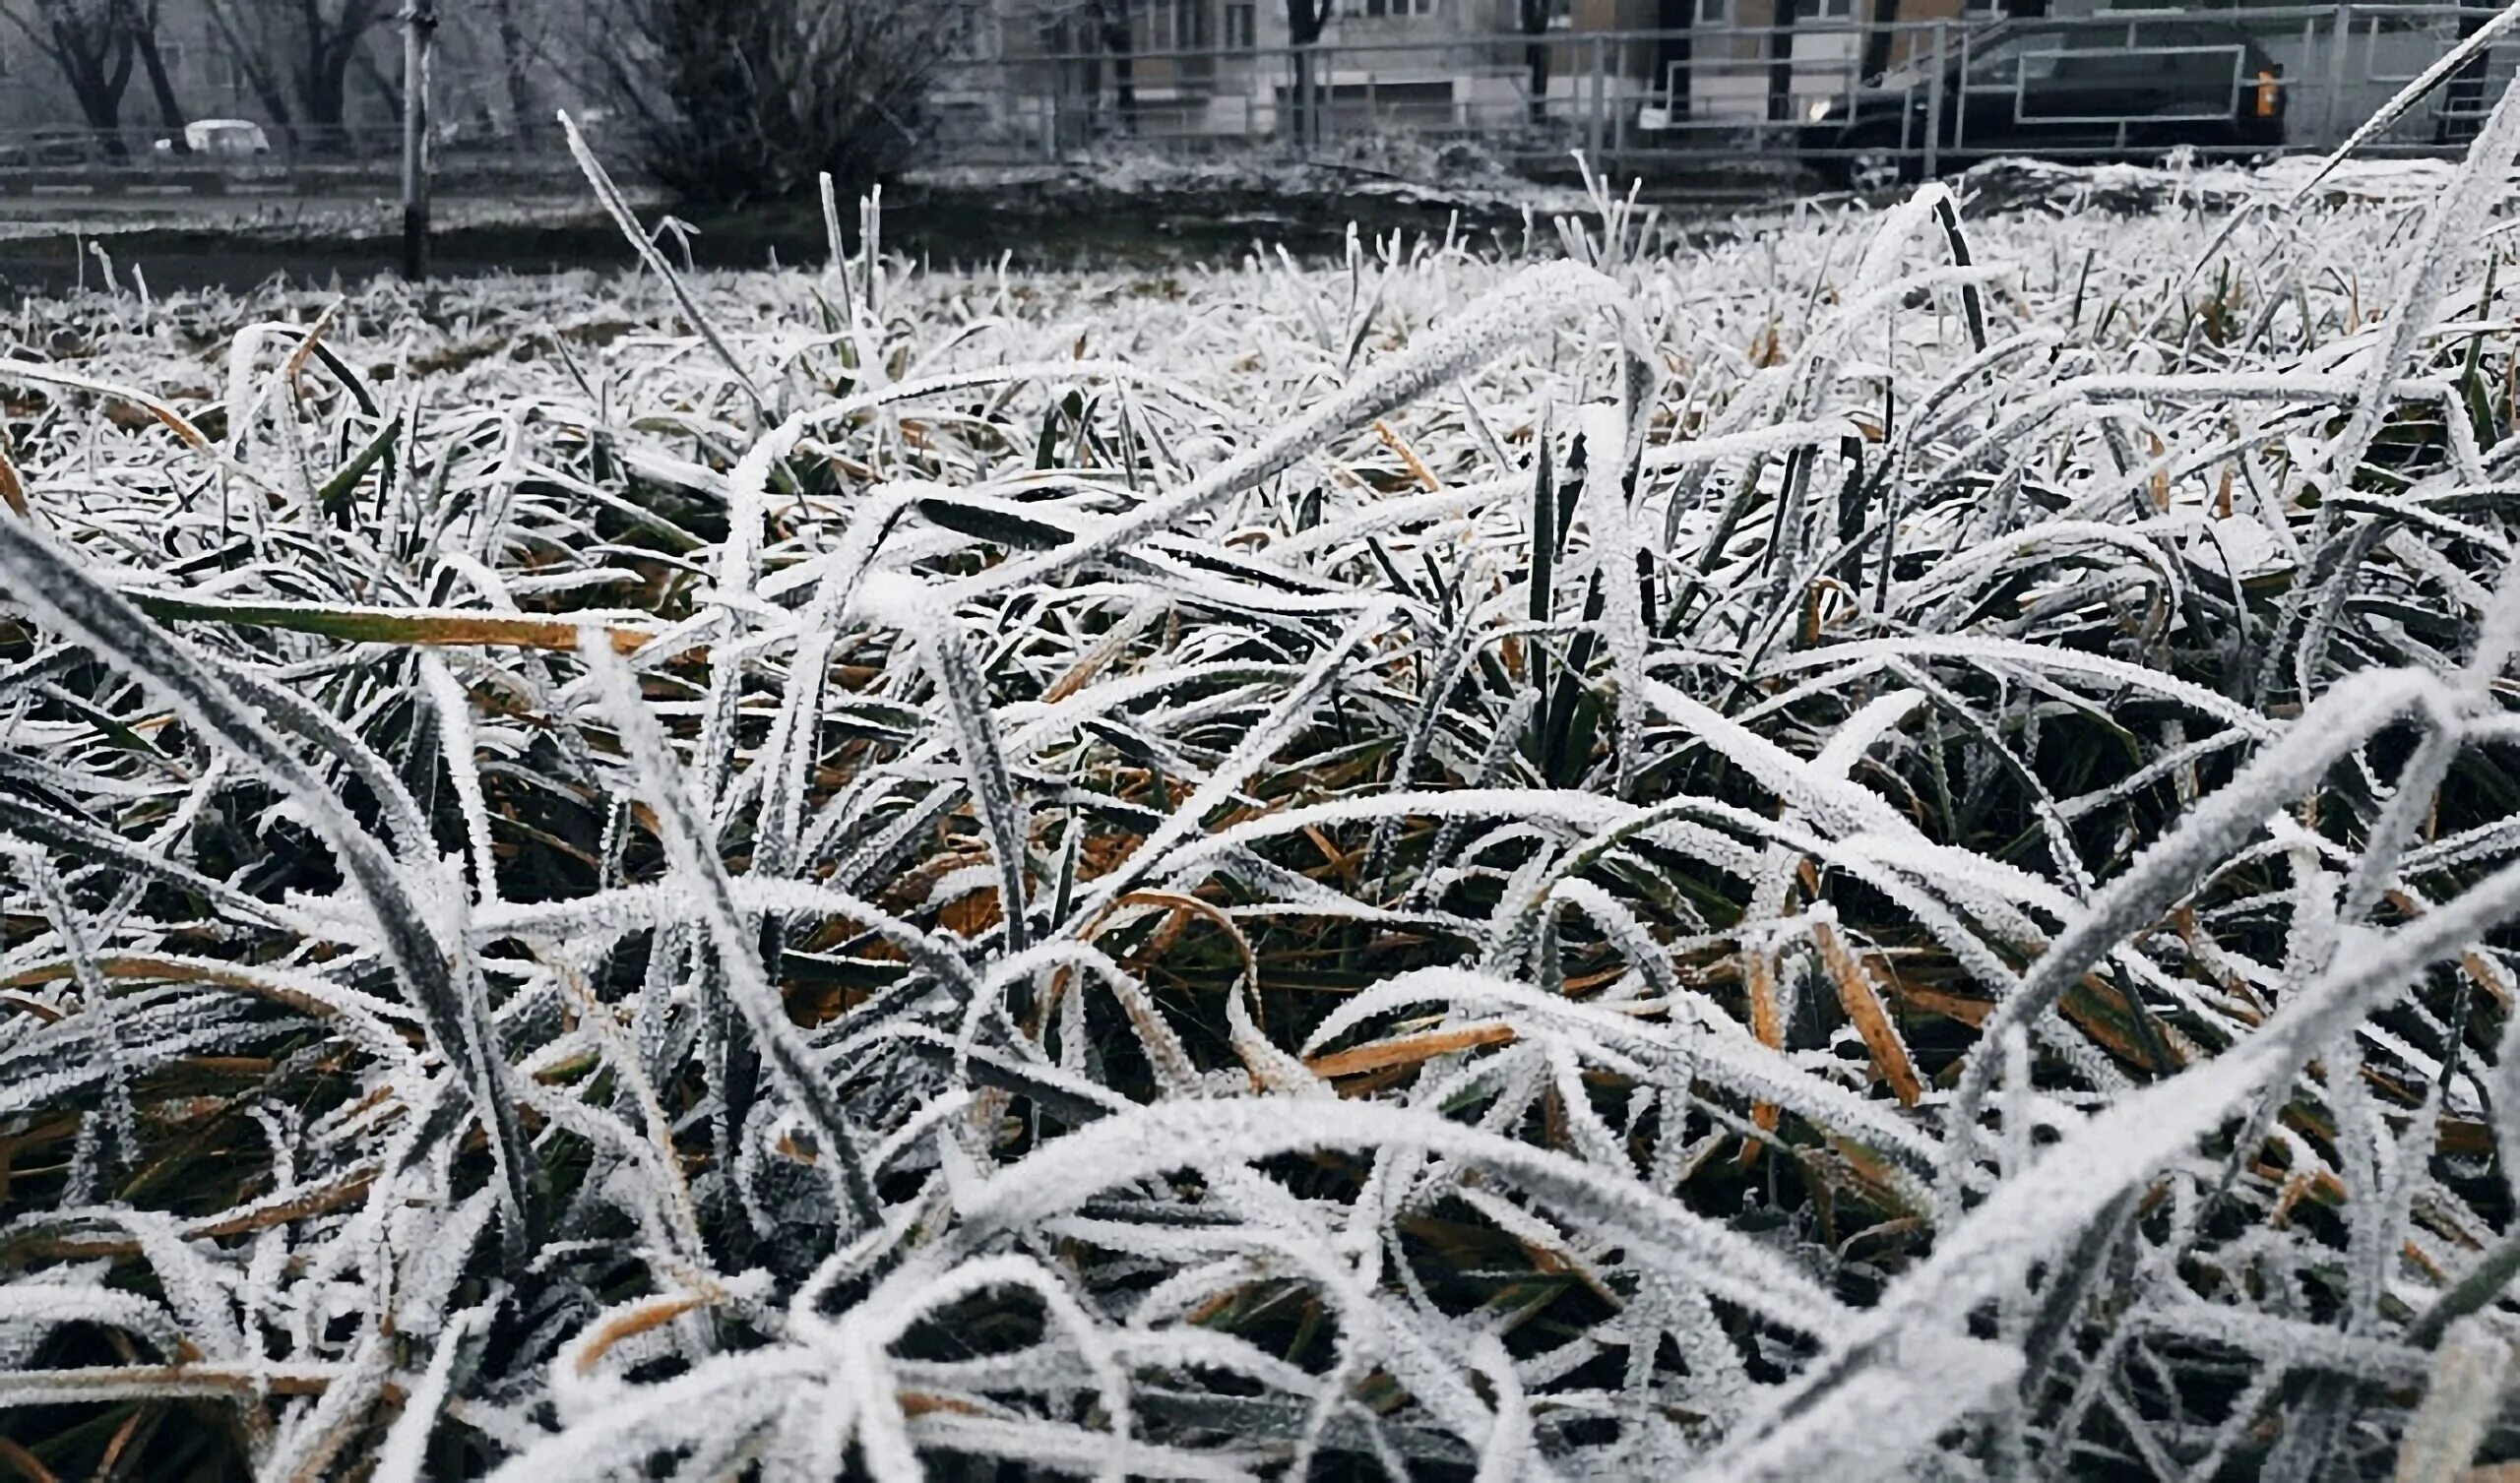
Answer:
[{"left": 401, "top": 0, "right": 440, "bottom": 279}]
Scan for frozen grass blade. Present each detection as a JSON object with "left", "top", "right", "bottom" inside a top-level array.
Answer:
[
  {"left": 0, "top": 504, "right": 536, "bottom": 1256},
  {"left": 558, "top": 110, "right": 767, "bottom": 417},
  {"left": 915, "top": 598, "right": 1034, "bottom": 953},
  {"left": 578, "top": 629, "right": 880, "bottom": 1229}
]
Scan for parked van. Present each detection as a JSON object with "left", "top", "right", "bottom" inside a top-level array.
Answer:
[{"left": 1800, "top": 17, "right": 2287, "bottom": 190}]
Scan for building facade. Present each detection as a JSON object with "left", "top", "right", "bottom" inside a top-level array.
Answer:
[{"left": 940, "top": 0, "right": 2062, "bottom": 152}]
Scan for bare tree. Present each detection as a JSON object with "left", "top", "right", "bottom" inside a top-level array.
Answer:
[
  {"left": 293, "top": 0, "right": 392, "bottom": 137},
  {"left": 1519, "top": 0, "right": 1549, "bottom": 127},
  {"left": 201, "top": 0, "right": 298, "bottom": 130},
  {"left": 202, "top": 0, "right": 392, "bottom": 144},
  {"left": 353, "top": 21, "right": 402, "bottom": 121},
  {"left": 0, "top": 0, "right": 139, "bottom": 156},
  {"left": 127, "top": 0, "right": 188, "bottom": 143}
]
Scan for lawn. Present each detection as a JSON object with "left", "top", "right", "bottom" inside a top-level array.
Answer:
[{"left": 3, "top": 122, "right": 2519, "bottom": 1478}]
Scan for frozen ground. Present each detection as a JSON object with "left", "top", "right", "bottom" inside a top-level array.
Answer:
[{"left": 1, "top": 138, "right": 2519, "bottom": 1478}]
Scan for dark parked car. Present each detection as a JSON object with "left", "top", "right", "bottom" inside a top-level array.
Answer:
[{"left": 1802, "top": 18, "right": 2288, "bottom": 190}]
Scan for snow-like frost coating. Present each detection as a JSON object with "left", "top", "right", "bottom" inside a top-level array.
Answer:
[{"left": 4, "top": 129, "right": 2520, "bottom": 1477}]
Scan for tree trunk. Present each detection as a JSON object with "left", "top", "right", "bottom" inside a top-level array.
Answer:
[
  {"left": 357, "top": 44, "right": 403, "bottom": 121},
  {"left": 1766, "top": 0, "right": 1798, "bottom": 125},
  {"left": 292, "top": 1, "right": 386, "bottom": 148},
  {"left": 55, "top": 20, "right": 137, "bottom": 159},
  {"left": 133, "top": 4, "right": 189, "bottom": 146},
  {"left": 1862, "top": 0, "right": 1900, "bottom": 83},
  {"left": 303, "top": 41, "right": 353, "bottom": 130},
  {"left": 1520, "top": 0, "right": 1548, "bottom": 127},
  {"left": 1098, "top": 0, "right": 1136, "bottom": 135},
  {"left": 204, "top": 0, "right": 298, "bottom": 139}
]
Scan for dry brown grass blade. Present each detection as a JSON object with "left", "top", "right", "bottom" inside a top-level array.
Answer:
[
  {"left": 1737, "top": 942, "right": 1784, "bottom": 1163},
  {"left": 571, "top": 1290, "right": 721, "bottom": 1377},
  {"left": 0, "top": 435, "right": 25, "bottom": 521},
  {"left": 1814, "top": 921, "right": 1922, "bottom": 1107},
  {"left": 1040, "top": 600, "right": 1166, "bottom": 705},
  {"left": 0, "top": 1436, "right": 56, "bottom": 1483},
  {"left": 1373, "top": 418, "right": 1441, "bottom": 490},
  {"left": 1306, "top": 1020, "right": 1518, "bottom": 1080},
  {"left": 898, "top": 1392, "right": 992, "bottom": 1420},
  {"left": 282, "top": 299, "right": 346, "bottom": 397},
  {"left": 2387, "top": 888, "right": 2516, "bottom": 1009},
  {"left": 0, "top": 953, "right": 415, "bottom": 1029},
  {"left": 1111, "top": 890, "right": 1260, "bottom": 984},
  {"left": 1063, "top": 892, "right": 1219, "bottom": 1093},
  {"left": 125, "top": 591, "right": 658, "bottom": 654},
  {"left": 10, "top": 1166, "right": 381, "bottom": 1259},
  {"left": 0, "top": 359, "right": 212, "bottom": 453}
]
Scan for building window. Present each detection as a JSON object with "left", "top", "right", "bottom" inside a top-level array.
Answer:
[
  {"left": 1546, "top": 0, "right": 1572, "bottom": 28},
  {"left": 1795, "top": 0, "right": 1854, "bottom": 17},
  {"left": 1225, "top": 0, "right": 1256, "bottom": 46},
  {"left": 1697, "top": 0, "right": 1729, "bottom": 24},
  {"left": 1150, "top": 0, "right": 1211, "bottom": 49},
  {"left": 1344, "top": 0, "right": 1438, "bottom": 16},
  {"left": 940, "top": 11, "right": 990, "bottom": 62}
]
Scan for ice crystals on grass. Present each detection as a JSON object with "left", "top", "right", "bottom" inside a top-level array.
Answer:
[{"left": 9, "top": 110, "right": 2520, "bottom": 1477}]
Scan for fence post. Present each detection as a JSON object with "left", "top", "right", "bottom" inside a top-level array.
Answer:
[
  {"left": 2322, "top": 3, "right": 2355, "bottom": 151},
  {"left": 1588, "top": 34, "right": 1606, "bottom": 160},
  {"left": 1613, "top": 33, "right": 1628, "bottom": 160},
  {"left": 1922, "top": 21, "right": 1944, "bottom": 181},
  {"left": 1319, "top": 44, "right": 1334, "bottom": 151}
]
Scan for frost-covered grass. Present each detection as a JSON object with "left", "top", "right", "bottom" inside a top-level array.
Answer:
[{"left": 6, "top": 110, "right": 2520, "bottom": 1479}]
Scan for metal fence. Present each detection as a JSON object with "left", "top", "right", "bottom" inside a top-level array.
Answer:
[
  {"left": 0, "top": 122, "right": 572, "bottom": 198},
  {"left": 925, "top": 4, "right": 2510, "bottom": 176},
  {"left": 0, "top": 4, "right": 2504, "bottom": 198}
]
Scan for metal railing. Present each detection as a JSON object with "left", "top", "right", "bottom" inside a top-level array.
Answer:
[
  {"left": 925, "top": 4, "right": 2509, "bottom": 177},
  {"left": 0, "top": 5, "right": 2502, "bottom": 198},
  {"left": 0, "top": 121, "right": 575, "bottom": 197}
]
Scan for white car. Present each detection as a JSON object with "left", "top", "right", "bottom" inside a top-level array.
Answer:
[{"left": 153, "top": 119, "right": 274, "bottom": 158}]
